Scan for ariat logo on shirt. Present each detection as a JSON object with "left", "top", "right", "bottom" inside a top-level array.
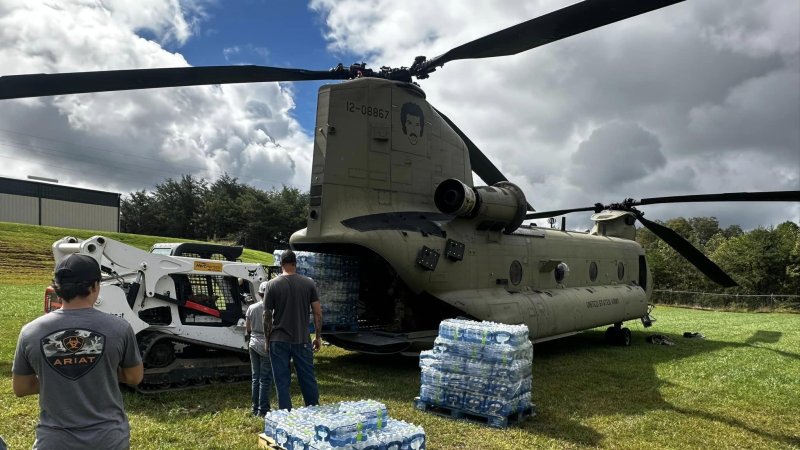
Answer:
[{"left": 41, "top": 329, "right": 105, "bottom": 380}]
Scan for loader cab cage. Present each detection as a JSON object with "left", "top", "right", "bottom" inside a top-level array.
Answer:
[{"left": 172, "top": 274, "right": 243, "bottom": 325}]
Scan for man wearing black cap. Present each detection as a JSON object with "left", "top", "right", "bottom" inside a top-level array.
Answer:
[
  {"left": 263, "top": 250, "right": 323, "bottom": 410},
  {"left": 12, "top": 254, "right": 143, "bottom": 449}
]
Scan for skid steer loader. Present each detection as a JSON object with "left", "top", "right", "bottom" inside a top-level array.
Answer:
[{"left": 44, "top": 235, "right": 268, "bottom": 393}]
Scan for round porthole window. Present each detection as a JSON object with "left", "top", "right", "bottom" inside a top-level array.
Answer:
[
  {"left": 555, "top": 262, "right": 570, "bottom": 284},
  {"left": 510, "top": 260, "right": 523, "bottom": 285},
  {"left": 618, "top": 262, "right": 625, "bottom": 280},
  {"left": 589, "top": 261, "right": 598, "bottom": 282}
]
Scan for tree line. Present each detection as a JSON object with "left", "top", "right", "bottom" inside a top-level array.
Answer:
[
  {"left": 121, "top": 176, "right": 798, "bottom": 307},
  {"left": 637, "top": 217, "right": 799, "bottom": 308},
  {"left": 120, "top": 174, "right": 308, "bottom": 252}
]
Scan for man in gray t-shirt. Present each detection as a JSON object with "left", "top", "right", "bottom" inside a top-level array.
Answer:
[
  {"left": 263, "top": 250, "right": 323, "bottom": 410},
  {"left": 12, "top": 254, "right": 143, "bottom": 450}
]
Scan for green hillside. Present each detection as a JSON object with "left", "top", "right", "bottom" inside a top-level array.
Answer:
[
  {"left": 0, "top": 221, "right": 273, "bottom": 285},
  {"left": 1, "top": 221, "right": 798, "bottom": 449}
]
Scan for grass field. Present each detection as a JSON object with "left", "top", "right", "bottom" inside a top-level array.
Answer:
[{"left": 1, "top": 222, "right": 799, "bottom": 449}]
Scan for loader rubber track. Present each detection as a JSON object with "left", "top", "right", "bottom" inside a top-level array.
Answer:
[{"left": 135, "top": 331, "right": 250, "bottom": 394}]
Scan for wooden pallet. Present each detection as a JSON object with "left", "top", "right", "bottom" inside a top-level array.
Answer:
[
  {"left": 413, "top": 397, "right": 535, "bottom": 428},
  {"left": 257, "top": 433, "right": 285, "bottom": 450}
]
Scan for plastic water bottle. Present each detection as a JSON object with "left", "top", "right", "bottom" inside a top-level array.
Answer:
[
  {"left": 273, "top": 250, "right": 284, "bottom": 266},
  {"left": 408, "top": 429, "right": 426, "bottom": 450},
  {"left": 382, "top": 429, "right": 403, "bottom": 450},
  {"left": 353, "top": 433, "right": 382, "bottom": 450},
  {"left": 265, "top": 409, "right": 295, "bottom": 439},
  {"left": 275, "top": 426, "right": 290, "bottom": 447},
  {"left": 419, "top": 384, "right": 444, "bottom": 405},
  {"left": 463, "top": 392, "right": 483, "bottom": 413},
  {"left": 307, "top": 441, "right": 334, "bottom": 450}
]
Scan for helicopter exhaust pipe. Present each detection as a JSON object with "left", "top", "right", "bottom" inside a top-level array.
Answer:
[{"left": 434, "top": 178, "right": 527, "bottom": 234}]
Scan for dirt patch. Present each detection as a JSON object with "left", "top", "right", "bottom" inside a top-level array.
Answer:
[{"left": 0, "top": 234, "right": 53, "bottom": 285}]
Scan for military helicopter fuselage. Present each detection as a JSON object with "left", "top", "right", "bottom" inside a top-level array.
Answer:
[{"left": 291, "top": 77, "right": 651, "bottom": 353}]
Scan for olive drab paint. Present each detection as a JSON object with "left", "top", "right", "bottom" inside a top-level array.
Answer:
[{"left": 291, "top": 77, "right": 650, "bottom": 351}]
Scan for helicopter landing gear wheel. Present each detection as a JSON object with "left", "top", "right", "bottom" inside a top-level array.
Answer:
[
  {"left": 620, "top": 327, "right": 632, "bottom": 346},
  {"left": 605, "top": 326, "right": 615, "bottom": 343},
  {"left": 605, "top": 325, "right": 632, "bottom": 346}
]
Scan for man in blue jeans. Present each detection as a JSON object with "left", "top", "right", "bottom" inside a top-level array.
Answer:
[
  {"left": 263, "top": 250, "right": 323, "bottom": 410},
  {"left": 246, "top": 286, "right": 273, "bottom": 416}
]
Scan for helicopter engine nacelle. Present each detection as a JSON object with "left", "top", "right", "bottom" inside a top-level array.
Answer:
[{"left": 434, "top": 178, "right": 527, "bottom": 234}]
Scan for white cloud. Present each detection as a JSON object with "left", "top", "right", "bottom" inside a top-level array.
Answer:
[
  {"left": 695, "top": 0, "right": 800, "bottom": 58},
  {"left": 1, "top": 0, "right": 797, "bottom": 233},
  {"left": 569, "top": 122, "right": 666, "bottom": 190},
  {"left": 0, "top": 0, "right": 311, "bottom": 194},
  {"left": 687, "top": 68, "right": 800, "bottom": 158},
  {"left": 310, "top": 0, "right": 800, "bottom": 229},
  {"left": 98, "top": 0, "right": 204, "bottom": 46},
  {"left": 223, "top": 44, "right": 270, "bottom": 63}
]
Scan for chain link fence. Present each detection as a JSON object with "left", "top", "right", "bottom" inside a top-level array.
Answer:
[{"left": 652, "top": 289, "right": 800, "bottom": 312}]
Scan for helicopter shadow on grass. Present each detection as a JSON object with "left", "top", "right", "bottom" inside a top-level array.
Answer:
[
  {"left": 743, "top": 330, "right": 800, "bottom": 362},
  {"left": 314, "top": 349, "right": 421, "bottom": 403},
  {"left": 528, "top": 328, "right": 798, "bottom": 447},
  {"left": 123, "top": 349, "right": 421, "bottom": 422}
]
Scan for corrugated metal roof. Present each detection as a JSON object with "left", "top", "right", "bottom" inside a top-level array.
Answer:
[{"left": 0, "top": 176, "right": 120, "bottom": 207}]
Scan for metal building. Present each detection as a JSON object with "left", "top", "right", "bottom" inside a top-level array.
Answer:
[{"left": 0, "top": 176, "right": 120, "bottom": 232}]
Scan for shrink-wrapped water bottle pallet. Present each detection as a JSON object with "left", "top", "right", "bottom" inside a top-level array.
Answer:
[
  {"left": 258, "top": 433, "right": 285, "bottom": 450},
  {"left": 413, "top": 397, "right": 535, "bottom": 429}
]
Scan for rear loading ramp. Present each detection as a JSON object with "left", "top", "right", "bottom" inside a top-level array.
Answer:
[{"left": 324, "top": 329, "right": 438, "bottom": 355}]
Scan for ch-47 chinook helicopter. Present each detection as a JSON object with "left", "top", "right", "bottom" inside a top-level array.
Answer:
[{"left": 2, "top": 0, "right": 798, "bottom": 355}]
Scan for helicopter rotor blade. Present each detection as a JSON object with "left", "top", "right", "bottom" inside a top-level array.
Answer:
[
  {"left": 434, "top": 107, "right": 534, "bottom": 211},
  {"left": 434, "top": 107, "right": 507, "bottom": 184},
  {"left": 525, "top": 190, "right": 800, "bottom": 220},
  {"left": 636, "top": 191, "right": 800, "bottom": 206},
  {"left": 526, "top": 206, "right": 595, "bottom": 220},
  {"left": 0, "top": 65, "right": 347, "bottom": 100},
  {"left": 417, "top": 0, "right": 684, "bottom": 76},
  {"left": 635, "top": 213, "right": 737, "bottom": 287},
  {"left": 522, "top": 190, "right": 800, "bottom": 286}
]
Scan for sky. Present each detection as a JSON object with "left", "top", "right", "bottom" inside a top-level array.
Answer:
[{"left": 0, "top": 0, "right": 797, "bottom": 231}]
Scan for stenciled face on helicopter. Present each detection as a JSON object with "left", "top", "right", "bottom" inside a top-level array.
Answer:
[{"left": 401, "top": 102, "right": 424, "bottom": 145}]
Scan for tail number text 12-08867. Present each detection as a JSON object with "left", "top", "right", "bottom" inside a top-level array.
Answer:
[{"left": 346, "top": 101, "right": 389, "bottom": 119}]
